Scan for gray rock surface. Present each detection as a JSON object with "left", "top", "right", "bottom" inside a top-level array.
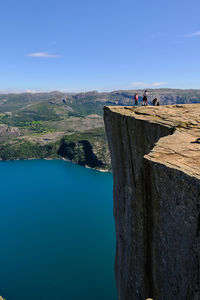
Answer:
[
  {"left": 0, "top": 124, "right": 21, "bottom": 141},
  {"left": 104, "top": 104, "right": 200, "bottom": 300}
]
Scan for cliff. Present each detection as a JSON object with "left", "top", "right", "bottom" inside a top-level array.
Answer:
[{"left": 104, "top": 104, "right": 200, "bottom": 300}]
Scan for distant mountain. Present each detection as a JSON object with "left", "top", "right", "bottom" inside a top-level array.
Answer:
[{"left": 0, "top": 88, "right": 200, "bottom": 112}]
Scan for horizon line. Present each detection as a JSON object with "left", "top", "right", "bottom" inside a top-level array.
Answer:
[{"left": 0, "top": 87, "right": 200, "bottom": 95}]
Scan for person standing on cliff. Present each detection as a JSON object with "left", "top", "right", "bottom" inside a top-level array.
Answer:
[
  {"left": 134, "top": 93, "right": 138, "bottom": 106},
  {"left": 143, "top": 90, "right": 148, "bottom": 106}
]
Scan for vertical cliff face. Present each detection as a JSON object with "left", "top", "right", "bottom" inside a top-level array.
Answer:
[{"left": 104, "top": 105, "right": 200, "bottom": 300}]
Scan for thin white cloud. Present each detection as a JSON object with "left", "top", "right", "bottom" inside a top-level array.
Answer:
[
  {"left": 28, "top": 52, "right": 61, "bottom": 58},
  {"left": 132, "top": 82, "right": 168, "bottom": 88},
  {"left": 184, "top": 31, "right": 200, "bottom": 38},
  {"left": 151, "top": 81, "right": 168, "bottom": 87},
  {"left": 132, "top": 82, "right": 148, "bottom": 87}
]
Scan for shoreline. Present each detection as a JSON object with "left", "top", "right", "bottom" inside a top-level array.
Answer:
[{"left": 0, "top": 156, "right": 111, "bottom": 173}]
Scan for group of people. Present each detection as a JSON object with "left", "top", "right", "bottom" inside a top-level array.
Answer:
[{"left": 134, "top": 90, "right": 160, "bottom": 106}]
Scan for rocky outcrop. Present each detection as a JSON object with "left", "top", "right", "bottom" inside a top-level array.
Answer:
[
  {"left": 0, "top": 124, "right": 21, "bottom": 141},
  {"left": 104, "top": 104, "right": 200, "bottom": 300},
  {"left": 58, "top": 139, "right": 105, "bottom": 169}
]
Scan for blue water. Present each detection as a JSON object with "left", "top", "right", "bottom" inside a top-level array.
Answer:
[{"left": 0, "top": 160, "right": 117, "bottom": 300}]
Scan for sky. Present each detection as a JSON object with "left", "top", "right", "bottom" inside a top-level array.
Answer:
[{"left": 0, "top": 0, "right": 200, "bottom": 92}]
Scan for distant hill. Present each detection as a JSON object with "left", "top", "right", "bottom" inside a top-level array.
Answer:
[
  {"left": 0, "top": 88, "right": 200, "bottom": 112},
  {"left": 0, "top": 88, "right": 199, "bottom": 170}
]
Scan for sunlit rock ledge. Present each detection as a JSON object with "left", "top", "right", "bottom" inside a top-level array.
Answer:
[{"left": 104, "top": 104, "right": 200, "bottom": 300}]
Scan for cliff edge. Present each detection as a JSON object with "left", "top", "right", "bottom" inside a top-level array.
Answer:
[{"left": 104, "top": 104, "right": 200, "bottom": 300}]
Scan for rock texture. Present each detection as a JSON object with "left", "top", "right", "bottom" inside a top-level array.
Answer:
[
  {"left": 0, "top": 124, "right": 21, "bottom": 141},
  {"left": 104, "top": 104, "right": 200, "bottom": 300}
]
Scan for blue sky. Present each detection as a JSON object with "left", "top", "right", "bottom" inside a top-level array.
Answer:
[{"left": 0, "top": 0, "right": 200, "bottom": 92}]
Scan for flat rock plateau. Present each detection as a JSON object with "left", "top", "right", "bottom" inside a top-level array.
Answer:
[{"left": 104, "top": 104, "right": 200, "bottom": 300}]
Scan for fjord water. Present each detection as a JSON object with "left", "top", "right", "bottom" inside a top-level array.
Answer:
[{"left": 0, "top": 160, "right": 117, "bottom": 300}]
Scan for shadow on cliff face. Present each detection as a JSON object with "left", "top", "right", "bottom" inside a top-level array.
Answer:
[
  {"left": 57, "top": 139, "right": 104, "bottom": 168},
  {"left": 79, "top": 140, "right": 104, "bottom": 168}
]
